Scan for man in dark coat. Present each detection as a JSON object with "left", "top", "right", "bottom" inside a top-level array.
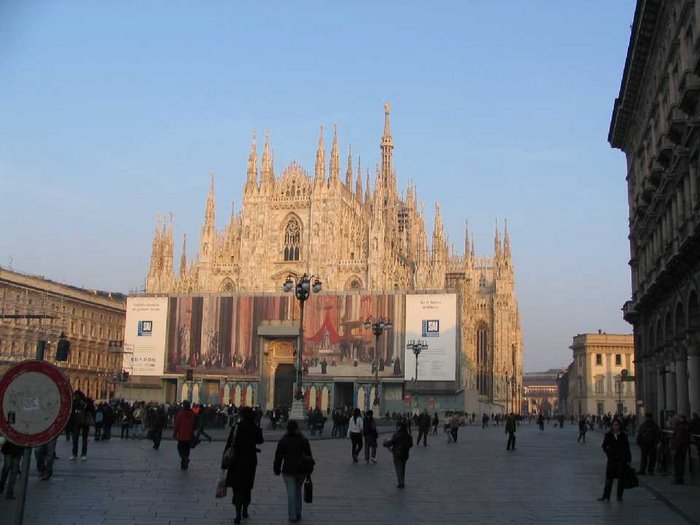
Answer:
[
  {"left": 598, "top": 418, "right": 632, "bottom": 501},
  {"left": 505, "top": 413, "right": 517, "bottom": 450},
  {"left": 225, "top": 407, "right": 264, "bottom": 524},
  {"left": 416, "top": 409, "right": 431, "bottom": 446},
  {"left": 670, "top": 415, "right": 691, "bottom": 485},
  {"left": 636, "top": 412, "right": 660, "bottom": 475},
  {"left": 383, "top": 419, "right": 413, "bottom": 488}
]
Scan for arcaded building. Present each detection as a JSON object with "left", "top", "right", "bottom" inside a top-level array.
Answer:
[
  {"left": 0, "top": 267, "right": 126, "bottom": 400},
  {"left": 138, "top": 106, "right": 523, "bottom": 412},
  {"left": 609, "top": 0, "right": 700, "bottom": 423}
]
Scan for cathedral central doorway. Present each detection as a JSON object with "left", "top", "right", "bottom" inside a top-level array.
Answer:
[
  {"left": 334, "top": 382, "right": 354, "bottom": 408},
  {"left": 274, "top": 364, "right": 295, "bottom": 409}
]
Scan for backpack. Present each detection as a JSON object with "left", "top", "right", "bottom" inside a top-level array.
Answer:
[{"left": 95, "top": 411, "right": 104, "bottom": 424}]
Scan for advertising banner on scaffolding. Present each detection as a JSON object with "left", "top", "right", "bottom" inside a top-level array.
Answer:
[
  {"left": 404, "top": 293, "right": 457, "bottom": 382},
  {"left": 124, "top": 296, "right": 169, "bottom": 376}
]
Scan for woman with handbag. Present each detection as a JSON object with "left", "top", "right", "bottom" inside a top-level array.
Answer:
[
  {"left": 598, "top": 418, "right": 632, "bottom": 502},
  {"left": 224, "top": 407, "right": 264, "bottom": 524},
  {"left": 274, "top": 420, "right": 313, "bottom": 523}
]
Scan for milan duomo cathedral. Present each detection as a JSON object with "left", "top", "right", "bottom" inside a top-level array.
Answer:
[{"left": 143, "top": 105, "right": 523, "bottom": 412}]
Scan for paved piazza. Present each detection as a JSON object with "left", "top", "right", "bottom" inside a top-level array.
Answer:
[{"left": 2, "top": 423, "right": 698, "bottom": 524}]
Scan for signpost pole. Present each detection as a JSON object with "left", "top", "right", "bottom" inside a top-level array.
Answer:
[{"left": 14, "top": 341, "right": 46, "bottom": 525}]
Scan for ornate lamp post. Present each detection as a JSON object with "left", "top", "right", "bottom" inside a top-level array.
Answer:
[
  {"left": 406, "top": 339, "right": 428, "bottom": 385},
  {"left": 283, "top": 273, "right": 322, "bottom": 420},
  {"left": 364, "top": 316, "right": 392, "bottom": 409}
]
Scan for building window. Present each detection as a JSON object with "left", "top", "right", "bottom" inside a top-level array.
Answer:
[
  {"left": 594, "top": 378, "right": 604, "bottom": 394},
  {"left": 615, "top": 354, "right": 621, "bottom": 366},
  {"left": 283, "top": 218, "right": 301, "bottom": 261},
  {"left": 595, "top": 354, "right": 602, "bottom": 366},
  {"left": 476, "top": 324, "right": 489, "bottom": 396},
  {"left": 597, "top": 402, "right": 604, "bottom": 416}
]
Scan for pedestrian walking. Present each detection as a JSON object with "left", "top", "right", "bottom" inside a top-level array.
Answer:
[
  {"left": 481, "top": 412, "right": 489, "bottom": 429},
  {"left": 597, "top": 418, "right": 631, "bottom": 502},
  {"left": 94, "top": 403, "right": 105, "bottom": 441},
  {"left": 417, "top": 409, "right": 431, "bottom": 446},
  {"left": 70, "top": 391, "right": 93, "bottom": 460},
  {"left": 636, "top": 412, "right": 660, "bottom": 475},
  {"left": 194, "top": 404, "right": 213, "bottom": 443},
  {"left": 505, "top": 413, "right": 517, "bottom": 450},
  {"left": 0, "top": 440, "right": 24, "bottom": 499},
  {"left": 578, "top": 416, "right": 588, "bottom": 443},
  {"left": 670, "top": 415, "right": 690, "bottom": 485},
  {"left": 431, "top": 412, "right": 439, "bottom": 435},
  {"left": 225, "top": 407, "right": 264, "bottom": 524},
  {"left": 173, "top": 400, "right": 196, "bottom": 470},
  {"left": 363, "top": 410, "right": 378, "bottom": 464},
  {"left": 449, "top": 413, "right": 460, "bottom": 443},
  {"left": 383, "top": 419, "right": 413, "bottom": 488},
  {"left": 273, "top": 420, "right": 313, "bottom": 523},
  {"left": 150, "top": 404, "right": 167, "bottom": 450},
  {"left": 120, "top": 406, "right": 132, "bottom": 439},
  {"left": 347, "top": 407, "right": 363, "bottom": 463},
  {"left": 537, "top": 413, "right": 545, "bottom": 431},
  {"left": 34, "top": 436, "right": 58, "bottom": 481}
]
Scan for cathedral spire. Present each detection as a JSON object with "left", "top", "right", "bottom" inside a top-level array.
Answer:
[
  {"left": 315, "top": 125, "right": 326, "bottom": 184},
  {"left": 380, "top": 102, "right": 394, "bottom": 185},
  {"left": 504, "top": 219, "right": 511, "bottom": 260},
  {"left": 494, "top": 220, "right": 502, "bottom": 259},
  {"left": 330, "top": 125, "right": 340, "bottom": 184},
  {"left": 261, "top": 129, "right": 274, "bottom": 185},
  {"left": 180, "top": 233, "right": 187, "bottom": 277},
  {"left": 355, "top": 156, "right": 363, "bottom": 201},
  {"left": 364, "top": 168, "right": 371, "bottom": 204},
  {"left": 345, "top": 144, "right": 353, "bottom": 188},
  {"left": 245, "top": 130, "right": 258, "bottom": 192},
  {"left": 205, "top": 173, "right": 216, "bottom": 228},
  {"left": 464, "top": 220, "right": 471, "bottom": 262}
]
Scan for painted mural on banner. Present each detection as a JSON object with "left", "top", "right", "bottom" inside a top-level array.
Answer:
[
  {"left": 124, "top": 297, "right": 169, "bottom": 376},
  {"left": 165, "top": 293, "right": 405, "bottom": 378},
  {"left": 404, "top": 294, "right": 457, "bottom": 382}
]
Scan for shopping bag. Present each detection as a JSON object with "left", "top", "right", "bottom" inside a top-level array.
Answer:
[
  {"left": 215, "top": 470, "right": 227, "bottom": 498},
  {"left": 303, "top": 475, "right": 313, "bottom": 503},
  {"left": 623, "top": 465, "right": 639, "bottom": 489}
]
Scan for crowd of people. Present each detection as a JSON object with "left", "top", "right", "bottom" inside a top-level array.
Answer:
[{"left": 2, "top": 391, "right": 700, "bottom": 520}]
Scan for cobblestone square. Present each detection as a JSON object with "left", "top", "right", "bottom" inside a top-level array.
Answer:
[{"left": 1, "top": 423, "right": 698, "bottom": 524}]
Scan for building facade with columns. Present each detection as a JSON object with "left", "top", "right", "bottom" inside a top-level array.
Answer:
[
  {"left": 609, "top": 0, "right": 700, "bottom": 424},
  {"left": 0, "top": 267, "right": 126, "bottom": 400},
  {"left": 567, "top": 332, "right": 635, "bottom": 418},
  {"left": 140, "top": 106, "right": 523, "bottom": 413}
]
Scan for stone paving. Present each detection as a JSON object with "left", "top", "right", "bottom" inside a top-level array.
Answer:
[{"left": 1, "top": 422, "right": 698, "bottom": 524}]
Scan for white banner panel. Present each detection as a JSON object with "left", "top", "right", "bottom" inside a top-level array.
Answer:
[
  {"left": 404, "top": 294, "right": 457, "bottom": 381},
  {"left": 124, "top": 297, "right": 169, "bottom": 376}
]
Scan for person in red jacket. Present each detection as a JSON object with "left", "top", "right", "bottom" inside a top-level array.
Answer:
[{"left": 173, "top": 400, "right": 196, "bottom": 470}]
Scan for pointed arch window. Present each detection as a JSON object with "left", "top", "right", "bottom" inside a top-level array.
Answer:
[
  {"left": 283, "top": 218, "right": 302, "bottom": 261},
  {"left": 476, "top": 323, "right": 489, "bottom": 396}
]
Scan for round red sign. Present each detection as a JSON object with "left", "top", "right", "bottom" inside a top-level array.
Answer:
[{"left": 0, "top": 360, "right": 73, "bottom": 447}]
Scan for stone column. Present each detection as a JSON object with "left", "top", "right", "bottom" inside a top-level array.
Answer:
[
  {"left": 666, "top": 367, "right": 677, "bottom": 414},
  {"left": 657, "top": 363, "right": 665, "bottom": 415},
  {"left": 674, "top": 344, "right": 689, "bottom": 417},
  {"left": 687, "top": 333, "right": 700, "bottom": 417}
]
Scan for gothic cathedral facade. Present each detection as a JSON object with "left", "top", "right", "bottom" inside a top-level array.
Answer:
[{"left": 144, "top": 105, "right": 523, "bottom": 412}]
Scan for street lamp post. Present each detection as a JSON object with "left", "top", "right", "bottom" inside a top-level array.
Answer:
[
  {"left": 283, "top": 273, "right": 322, "bottom": 420},
  {"left": 506, "top": 375, "right": 515, "bottom": 414},
  {"left": 364, "top": 316, "right": 392, "bottom": 410},
  {"left": 406, "top": 339, "right": 428, "bottom": 385}
]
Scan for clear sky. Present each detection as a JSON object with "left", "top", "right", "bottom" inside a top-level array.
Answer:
[{"left": 0, "top": 1, "right": 636, "bottom": 372}]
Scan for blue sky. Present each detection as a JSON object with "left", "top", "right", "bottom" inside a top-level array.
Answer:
[{"left": 0, "top": 1, "right": 636, "bottom": 371}]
